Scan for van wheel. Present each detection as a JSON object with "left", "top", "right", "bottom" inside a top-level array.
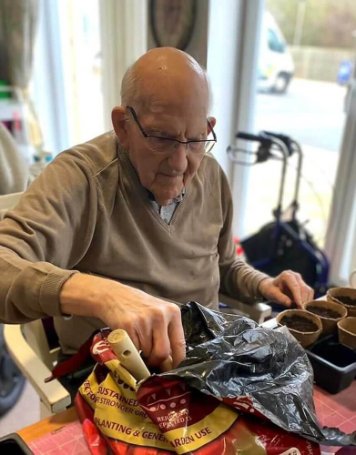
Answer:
[{"left": 272, "top": 73, "right": 291, "bottom": 94}]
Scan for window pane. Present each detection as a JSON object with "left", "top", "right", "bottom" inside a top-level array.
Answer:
[{"left": 245, "top": 1, "right": 354, "bottom": 251}]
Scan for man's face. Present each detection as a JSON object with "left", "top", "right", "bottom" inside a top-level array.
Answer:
[{"left": 124, "top": 104, "right": 214, "bottom": 206}]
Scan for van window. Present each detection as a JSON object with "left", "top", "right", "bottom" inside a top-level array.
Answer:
[{"left": 268, "top": 28, "right": 285, "bottom": 53}]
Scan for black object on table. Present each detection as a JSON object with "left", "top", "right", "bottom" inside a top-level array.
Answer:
[
  {"left": 0, "top": 433, "right": 32, "bottom": 454},
  {"left": 306, "top": 334, "right": 356, "bottom": 394}
]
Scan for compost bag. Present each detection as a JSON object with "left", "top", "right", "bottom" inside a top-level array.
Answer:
[{"left": 75, "top": 302, "right": 356, "bottom": 454}]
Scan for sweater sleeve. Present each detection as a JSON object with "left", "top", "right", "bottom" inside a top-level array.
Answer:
[
  {"left": 217, "top": 168, "right": 269, "bottom": 301},
  {"left": 0, "top": 150, "right": 99, "bottom": 323}
]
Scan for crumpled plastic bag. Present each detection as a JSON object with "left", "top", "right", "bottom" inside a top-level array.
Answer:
[
  {"left": 75, "top": 302, "right": 356, "bottom": 454},
  {"left": 172, "top": 302, "right": 356, "bottom": 446}
]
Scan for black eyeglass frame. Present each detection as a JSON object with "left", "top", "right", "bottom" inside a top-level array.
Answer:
[{"left": 126, "top": 105, "right": 217, "bottom": 153}]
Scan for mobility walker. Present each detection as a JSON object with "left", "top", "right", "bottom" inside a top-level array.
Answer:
[{"left": 227, "top": 131, "right": 330, "bottom": 297}]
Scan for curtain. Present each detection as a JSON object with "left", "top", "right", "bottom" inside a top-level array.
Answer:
[
  {"left": 99, "top": 0, "right": 147, "bottom": 131},
  {"left": 0, "top": 0, "right": 42, "bottom": 151}
]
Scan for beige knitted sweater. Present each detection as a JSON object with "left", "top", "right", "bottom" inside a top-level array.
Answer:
[{"left": 0, "top": 131, "right": 268, "bottom": 353}]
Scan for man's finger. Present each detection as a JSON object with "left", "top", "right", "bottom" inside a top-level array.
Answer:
[
  {"left": 149, "top": 326, "right": 171, "bottom": 367},
  {"left": 270, "top": 287, "right": 292, "bottom": 307},
  {"left": 159, "top": 356, "right": 173, "bottom": 372},
  {"left": 125, "top": 330, "right": 141, "bottom": 354},
  {"left": 149, "top": 303, "right": 183, "bottom": 367},
  {"left": 302, "top": 284, "right": 314, "bottom": 305},
  {"left": 168, "top": 313, "right": 186, "bottom": 368},
  {"left": 291, "top": 273, "right": 313, "bottom": 306},
  {"left": 136, "top": 324, "right": 154, "bottom": 361},
  {"left": 279, "top": 272, "right": 303, "bottom": 307}
]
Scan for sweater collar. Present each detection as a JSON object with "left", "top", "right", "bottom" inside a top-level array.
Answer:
[{"left": 146, "top": 188, "right": 185, "bottom": 204}]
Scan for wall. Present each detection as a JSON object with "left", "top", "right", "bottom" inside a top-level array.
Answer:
[
  {"left": 147, "top": 0, "right": 209, "bottom": 67},
  {"left": 291, "top": 46, "right": 355, "bottom": 82}
]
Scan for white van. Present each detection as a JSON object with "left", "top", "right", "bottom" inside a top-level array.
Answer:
[{"left": 257, "top": 12, "right": 294, "bottom": 94}]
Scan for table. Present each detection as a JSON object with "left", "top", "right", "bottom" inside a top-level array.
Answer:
[
  {"left": 18, "top": 407, "right": 78, "bottom": 444},
  {"left": 17, "top": 407, "right": 91, "bottom": 454},
  {"left": 315, "top": 381, "right": 356, "bottom": 454}
]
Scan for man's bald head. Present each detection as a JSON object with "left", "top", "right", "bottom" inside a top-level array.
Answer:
[{"left": 121, "top": 47, "right": 210, "bottom": 114}]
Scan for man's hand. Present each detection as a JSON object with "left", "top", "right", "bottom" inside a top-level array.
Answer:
[
  {"left": 258, "top": 270, "right": 314, "bottom": 309},
  {"left": 60, "top": 273, "right": 186, "bottom": 369}
]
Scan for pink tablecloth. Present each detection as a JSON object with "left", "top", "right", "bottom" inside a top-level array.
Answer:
[{"left": 315, "top": 381, "right": 356, "bottom": 454}]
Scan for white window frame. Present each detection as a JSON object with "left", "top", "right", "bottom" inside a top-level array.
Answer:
[{"left": 325, "top": 75, "right": 356, "bottom": 284}]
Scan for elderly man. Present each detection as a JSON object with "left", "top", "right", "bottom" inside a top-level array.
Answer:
[{"left": 0, "top": 48, "right": 313, "bottom": 371}]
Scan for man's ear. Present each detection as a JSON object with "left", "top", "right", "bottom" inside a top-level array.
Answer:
[
  {"left": 112, "top": 106, "right": 129, "bottom": 147},
  {"left": 207, "top": 116, "right": 216, "bottom": 133}
]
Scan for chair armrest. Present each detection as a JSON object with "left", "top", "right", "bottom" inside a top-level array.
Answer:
[
  {"left": 0, "top": 192, "right": 23, "bottom": 220},
  {"left": 219, "top": 293, "right": 272, "bottom": 324},
  {"left": 3, "top": 324, "right": 71, "bottom": 414}
]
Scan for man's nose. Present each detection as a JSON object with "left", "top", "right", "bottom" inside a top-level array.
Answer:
[{"left": 167, "top": 142, "right": 188, "bottom": 171}]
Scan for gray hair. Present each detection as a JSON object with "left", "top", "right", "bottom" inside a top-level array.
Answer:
[{"left": 120, "top": 63, "right": 142, "bottom": 108}]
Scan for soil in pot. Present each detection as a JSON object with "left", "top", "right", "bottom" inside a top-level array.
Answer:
[
  {"left": 280, "top": 315, "right": 319, "bottom": 332},
  {"left": 335, "top": 296, "right": 356, "bottom": 307},
  {"left": 307, "top": 306, "right": 340, "bottom": 319}
]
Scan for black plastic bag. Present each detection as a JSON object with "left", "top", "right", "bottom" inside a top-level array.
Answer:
[{"left": 157, "top": 302, "right": 356, "bottom": 447}]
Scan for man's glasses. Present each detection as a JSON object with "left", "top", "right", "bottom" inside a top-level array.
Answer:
[{"left": 127, "top": 106, "right": 217, "bottom": 155}]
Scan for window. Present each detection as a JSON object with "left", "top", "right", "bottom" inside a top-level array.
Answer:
[{"left": 32, "top": 0, "right": 103, "bottom": 155}]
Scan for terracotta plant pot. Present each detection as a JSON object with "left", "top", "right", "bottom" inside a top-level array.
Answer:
[
  {"left": 327, "top": 287, "right": 356, "bottom": 317},
  {"left": 276, "top": 309, "right": 322, "bottom": 348},
  {"left": 337, "top": 317, "right": 356, "bottom": 350},
  {"left": 304, "top": 299, "right": 347, "bottom": 336}
]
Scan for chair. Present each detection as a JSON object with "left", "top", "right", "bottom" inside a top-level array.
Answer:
[
  {"left": 1, "top": 195, "right": 69, "bottom": 416},
  {"left": 3, "top": 320, "right": 71, "bottom": 417},
  {"left": 0, "top": 191, "right": 23, "bottom": 220},
  {"left": 0, "top": 121, "right": 29, "bottom": 195}
]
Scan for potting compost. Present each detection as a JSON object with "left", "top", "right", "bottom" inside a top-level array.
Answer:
[
  {"left": 336, "top": 296, "right": 356, "bottom": 306},
  {"left": 74, "top": 302, "right": 356, "bottom": 454},
  {"left": 307, "top": 306, "right": 340, "bottom": 319},
  {"left": 280, "top": 314, "right": 319, "bottom": 332}
]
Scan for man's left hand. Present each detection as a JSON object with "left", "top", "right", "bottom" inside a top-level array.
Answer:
[{"left": 258, "top": 270, "right": 314, "bottom": 308}]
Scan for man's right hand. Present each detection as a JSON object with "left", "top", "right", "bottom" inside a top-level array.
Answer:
[{"left": 60, "top": 273, "right": 186, "bottom": 369}]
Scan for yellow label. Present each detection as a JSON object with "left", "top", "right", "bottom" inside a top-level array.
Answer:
[
  {"left": 93, "top": 373, "right": 173, "bottom": 450},
  {"left": 164, "top": 404, "right": 238, "bottom": 454},
  {"left": 79, "top": 359, "right": 240, "bottom": 453},
  {"left": 79, "top": 370, "right": 99, "bottom": 409},
  {"left": 104, "top": 358, "right": 138, "bottom": 391}
]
